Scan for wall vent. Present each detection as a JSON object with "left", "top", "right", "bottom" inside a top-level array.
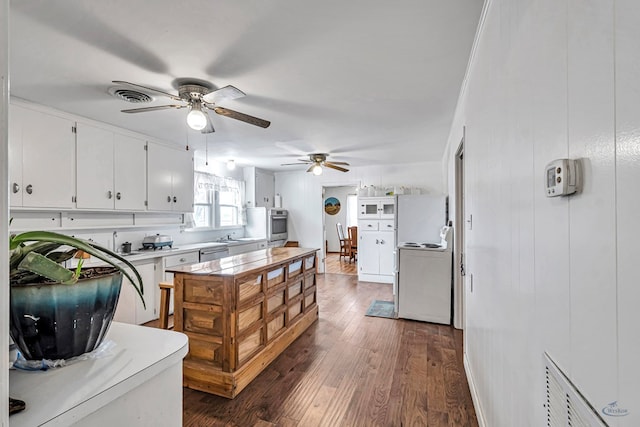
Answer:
[{"left": 544, "top": 353, "right": 608, "bottom": 427}]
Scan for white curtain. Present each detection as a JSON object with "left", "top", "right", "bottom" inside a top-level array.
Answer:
[{"left": 194, "top": 172, "right": 247, "bottom": 225}]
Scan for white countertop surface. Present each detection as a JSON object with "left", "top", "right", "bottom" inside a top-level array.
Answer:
[
  {"left": 111, "top": 238, "right": 267, "bottom": 263},
  {"left": 9, "top": 323, "right": 188, "bottom": 427}
]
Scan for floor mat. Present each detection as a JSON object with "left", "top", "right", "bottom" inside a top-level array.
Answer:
[{"left": 365, "top": 300, "right": 395, "bottom": 319}]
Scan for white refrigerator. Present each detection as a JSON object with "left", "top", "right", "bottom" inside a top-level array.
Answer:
[{"left": 395, "top": 194, "right": 447, "bottom": 243}]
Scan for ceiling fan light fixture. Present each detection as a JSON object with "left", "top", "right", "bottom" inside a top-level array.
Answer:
[
  {"left": 227, "top": 159, "right": 236, "bottom": 170},
  {"left": 187, "top": 102, "right": 207, "bottom": 130},
  {"left": 312, "top": 164, "right": 323, "bottom": 175}
]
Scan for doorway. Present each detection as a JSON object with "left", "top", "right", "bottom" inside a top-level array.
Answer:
[
  {"left": 322, "top": 185, "right": 358, "bottom": 275},
  {"left": 454, "top": 133, "right": 465, "bottom": 329}
]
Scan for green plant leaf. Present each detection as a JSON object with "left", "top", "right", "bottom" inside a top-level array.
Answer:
[
  {"left": 18, "top": 252, "right": 78, "bottom": 285},
  {"left": 10, "top": 231, "right": 145, "bottom": 308}
]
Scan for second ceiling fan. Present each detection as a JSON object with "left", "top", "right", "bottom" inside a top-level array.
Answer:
[
  {"left": 112, "top": 80, "right": 271, "bottom": 133},
  {"left": 281, "top": 153, "right": 350, "bottom": 175}
]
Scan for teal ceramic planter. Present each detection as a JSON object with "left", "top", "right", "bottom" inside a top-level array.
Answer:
[{"left": 9, "top": 269, "right": 123, "bottom": 360}]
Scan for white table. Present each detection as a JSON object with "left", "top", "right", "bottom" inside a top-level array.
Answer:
[{"left": 9, "top": 322, "right": 188, "bottom": 426}]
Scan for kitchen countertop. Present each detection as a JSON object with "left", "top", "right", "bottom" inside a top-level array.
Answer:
[
  {"left": 9, "top": 323, "right": 189, "bottom": 426},
  {"left": 111, "top": 238, "right": 267, "bottom": 263}
]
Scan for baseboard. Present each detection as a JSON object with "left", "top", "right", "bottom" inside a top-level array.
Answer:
[
  {"left": 464, "top": 353, "right": 486, "bottom": 427},
  {"left": 357, "top": 273, "right": 393, "bottom": 284}
]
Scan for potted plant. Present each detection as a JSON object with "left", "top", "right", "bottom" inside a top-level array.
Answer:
[{"left": 9, "top": 230, "right": 145, "bottom": 360}]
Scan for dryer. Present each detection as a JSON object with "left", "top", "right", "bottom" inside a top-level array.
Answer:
[{"left": 397, "top": 226, "right": 453, "bottom": 324}]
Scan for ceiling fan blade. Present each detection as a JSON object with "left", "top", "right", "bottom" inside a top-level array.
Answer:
[
  {"left": 306, "top": 164, "right": 316, "bottom": 173},
  {"left": 121, "top": 104, "right": 185, "bottom": 113},
  {"left": 326, "top": 161, "right": 349, "bottom": 165},
  {"left": 200, "top": 110, "right": 215, "bottom": 134},
  {"left": 213, "top": 107, "right": 271, "bottom": 128},
  {"left": 324, "top": 163, "right": 349, "bottom": 173},
  {"left": 281, "top": 161, "right": 312, "bottom": 166},
  {"left": 112, "top": 81, "right": 182, "bottom": 101},
  {"left": 202, "top": 85, "right": 246, "bottom": 104}
]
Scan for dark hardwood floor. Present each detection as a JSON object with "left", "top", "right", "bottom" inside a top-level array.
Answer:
[{"left": 179, "top": 273, "right": 478, "bottom": 427}]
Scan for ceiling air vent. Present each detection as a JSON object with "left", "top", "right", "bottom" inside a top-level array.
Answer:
[{"left": 108, "top": 86, "right": 153, "bottom": 103}]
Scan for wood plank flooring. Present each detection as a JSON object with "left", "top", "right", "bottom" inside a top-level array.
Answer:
[
  {"left": 180, "top": 273, "right": 478, "bottom": 427},
  {"left": 324, "top": 252, "right": 357, "bottom": 275}
]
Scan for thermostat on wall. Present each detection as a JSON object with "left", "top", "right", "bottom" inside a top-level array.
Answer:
[{"left": 545, "top": 159, "right": 581, "bottom": 197}]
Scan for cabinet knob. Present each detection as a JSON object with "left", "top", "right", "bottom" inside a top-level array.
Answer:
[
  {"left": 173, "top": 196, "right": 177, "bottom": 203},
  {"left": 107, "top": 190, "right": 113, "bottom": 199},
  {"left": 116, "top": 192, "right": 122, "bottom": 200},
  {"left": 25, "top": 184, "right": 33, "bottom": 195},
  {"left": 380, "top": 239, "right": 385, "bottom": 244},
  {"left": 12, "top": 183, "right": 19, "bottom": 194},
  {"left": 180, "top": 258, "right": 186, "bottom": 262},
  {"left": 375, "top": 239, "right": 379, "bottom": 244},
  {"left": 167, "top": 196, "right": 172, "bottom": 203}
]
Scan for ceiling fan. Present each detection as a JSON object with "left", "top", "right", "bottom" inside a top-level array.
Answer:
[
  {"left": 112, "top": 80, "right": 271, "bottom": 134},
  {"left": 281, "top": 153, "right": 350, "bottom": 175}
]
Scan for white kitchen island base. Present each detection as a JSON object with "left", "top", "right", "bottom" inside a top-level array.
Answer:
[{"left": 9, "top": 322, "right": 188, "bottom": 427}]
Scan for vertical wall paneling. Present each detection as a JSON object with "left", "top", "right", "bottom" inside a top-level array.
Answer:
[
  {"left": 443, "top": 0, "right": 640, "bottom": 424},
  {"left": 567, "top": 0, "right": 618, "bottom": 420},
  {"left": 1, "top": 0, "right": 8, "bottom": 423},
  {"left": 615, "top": 0, "right": 640, "bottom": 425}
]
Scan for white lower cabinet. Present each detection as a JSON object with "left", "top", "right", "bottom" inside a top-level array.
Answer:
[
  {"left": 114, "top": 261, "right": 158, "bottom": 325},
  {"left": 228, "top": 240, "right": 268, "bottom": 255},
  {"left": 358, "top": 228, "right": 395, "bottom": 283},
  {"left": 163, "top": 251, "right": 200, "bottom": 315}
]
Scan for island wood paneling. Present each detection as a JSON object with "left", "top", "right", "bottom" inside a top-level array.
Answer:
[{"left": 170, "top": 247, "right": 319, "bottom": 398}]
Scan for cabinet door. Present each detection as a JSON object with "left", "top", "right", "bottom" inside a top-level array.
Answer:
[
  {"left": 255, "top": 170, "right": 274, "bottom": 208},
  {"left": 358, "top": 198, "right": 381, "bottom": 219},
  {"left": 114, "top": 262, "right": 157, "bottom": 325},
  {"left": 378, "top": 231, "right": 395, "bottom": 275},
  {"left": 171, "top": 149, "right": 194, "bottom": 212},
  {"left": 379, "top": 198, "right": 396, "bottom": 219},
  {"left": 8, "top": 105, "right": 24, "bottom": 206},
  {"left": 20, "top": 107, "right": 75, "bottom": 208},
  {"left": 76, "top": 123, "right": 114, "bottom": 209},
  {"left": 147, "top": 143, "right": 174, "bottom": 211},
  {"left": 359, "top": 231, "right": 381, "bottom": 275},
  {"left": 114, "top": 134, "right": 147, "bottom": 210}
]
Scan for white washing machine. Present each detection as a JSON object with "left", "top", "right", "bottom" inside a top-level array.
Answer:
[{"left": 397, "top": 226, "right": 453, "bottom": 324}]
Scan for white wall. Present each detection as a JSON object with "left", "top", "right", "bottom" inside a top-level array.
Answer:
[
  {"left": 443, "top": 0, "right": 639, "bottom": 425},
  {"left": 276, "top": 161, "right": 443, "bottom": 272},
  {"left": 1, "top": 0, "right": 8, "bottom": 424},
  {"left": 324, "top": 186, "right": 356, "bottom": 252}
]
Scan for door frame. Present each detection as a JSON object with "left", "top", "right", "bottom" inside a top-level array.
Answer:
[
  {"left": 321, "top": 182, "right": 359, "bottom": 273},
  {"left": 453, "top": 132, "right": 465, "bottom": 329}
]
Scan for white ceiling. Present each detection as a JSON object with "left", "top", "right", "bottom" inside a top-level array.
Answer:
[{"left": 9, "top": 0, "right": 483, "bottom": 171}]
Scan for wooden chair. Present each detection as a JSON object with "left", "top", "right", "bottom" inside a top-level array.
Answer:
[
  {"left": 336, "top": 223, "right": 350, "bottom": 261},
  {"left": 348, "top": 226, "right": 358, "bottom": 262},
  {"left": 158, "top": 281, "right": 173, "bottom": 330}
]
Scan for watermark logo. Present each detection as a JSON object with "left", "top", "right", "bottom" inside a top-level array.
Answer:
[{"left": 602, "top": 401, "right": 629, "bottom": 417}]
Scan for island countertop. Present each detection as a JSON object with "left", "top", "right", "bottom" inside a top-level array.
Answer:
[
  {"left": 171, "top": 246, "right": 319, "bottom": 398},
  {"left": 165, "top": 247, "right": 318, "bottom": 276}
]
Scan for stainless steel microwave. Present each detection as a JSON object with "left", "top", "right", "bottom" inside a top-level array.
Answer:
[{"left": 267, "top": 209, "right": 288, "bottom": 242}]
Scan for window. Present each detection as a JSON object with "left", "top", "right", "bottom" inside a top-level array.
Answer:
[{"left": 192, "top": 172, "right": 245, "bottom": 229}]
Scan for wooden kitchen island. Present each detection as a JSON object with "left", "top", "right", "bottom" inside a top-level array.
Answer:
[{"left": 167, "top": 247, "right": 319, "bottom": 398}]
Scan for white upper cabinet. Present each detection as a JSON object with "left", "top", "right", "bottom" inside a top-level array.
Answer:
[
  {"left": 76, "top": 123, "right": 146, "bottom": 210},
  {"left": 9, "top": 104, "right": 75, "bottom": 208},
  {"left": 147, "top": 142, "right": 193, "bottom": 212},
  {"left": 358, "top": 196, "right": 396, "bottom": 219},
  {"left": 113, "top": 133, "right": 147, "bottom": 210},
  {"left": 244, "top": 166, "right": 274, "bottom": 208}
]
